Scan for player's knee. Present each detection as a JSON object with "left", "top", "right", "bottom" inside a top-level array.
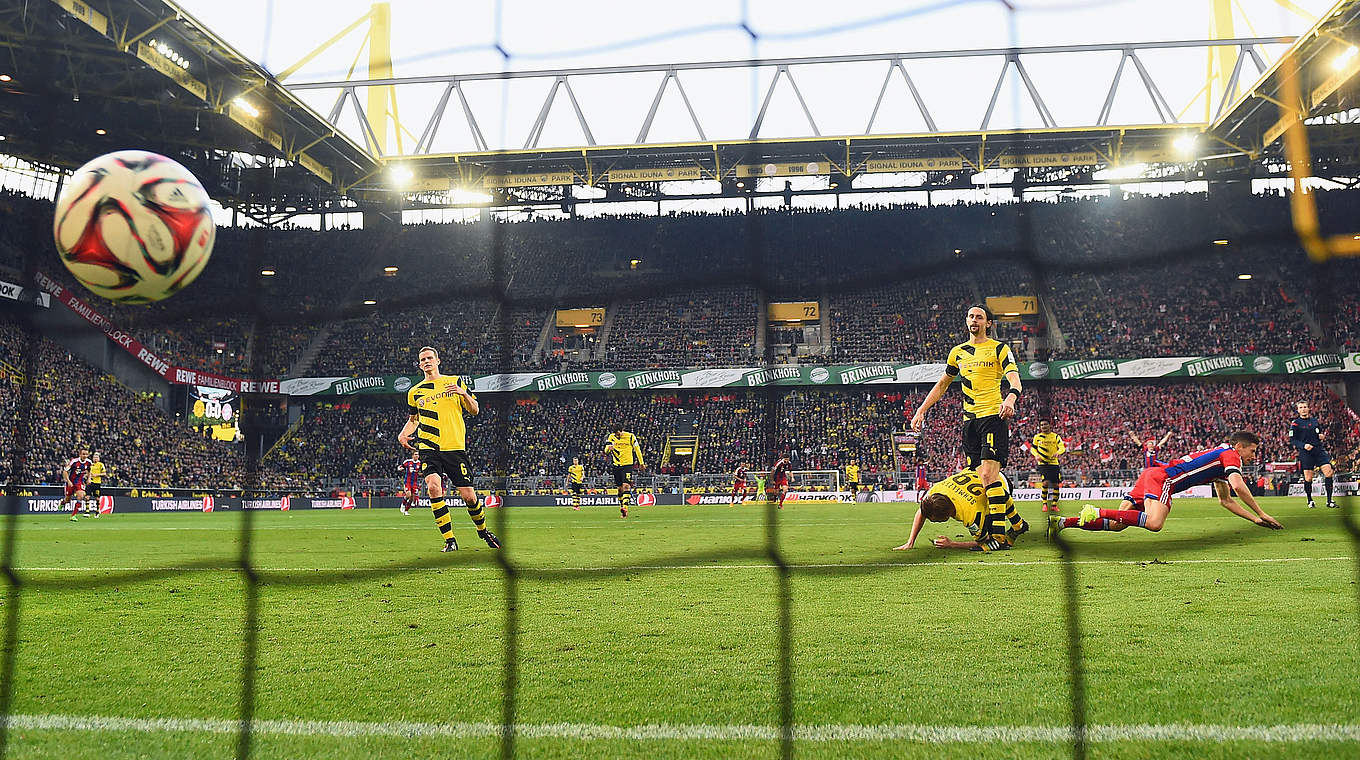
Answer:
[{"left": 1144, "top": 515, "right": 1166, "bottom": 531}]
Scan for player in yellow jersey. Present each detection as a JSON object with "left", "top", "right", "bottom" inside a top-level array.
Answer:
[
  {"left": 84, "top": 452, "right": 108, "bottom": 517},
  {"left": 845, "top": 461, "right": 860, "bottom": 502},
  {"left": 398, "top": 346, "right": 499, "bottom": 552},
  {"left": 568, "top": 457, "right": 585, "bottom": 511},
  {"left": 605, "top": 426, "right": 645, "bottom": 518},
  {"left": 1030, "top": 419, "right": 1066, "bottom": 513},
  {"left": 911, "top": 304, "right": 1025, "bottom": 536},
  {"left": 892, "top": 469, "right": 1028, "bottom": 552}
]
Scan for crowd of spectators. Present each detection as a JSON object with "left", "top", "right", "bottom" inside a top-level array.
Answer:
[
  {"left": 247, "top": 378, "right": 1355, "bottom": 490},
  {"left": 6, "top": 187, "right": 1360, "bottom": 375},
  {"left": 829, "top": 276, "right": 973, "bottom": 363},
  {"left": 604, "top": 288, "right": 758, "bottom": 368},
  {"left": 0, "top": 312, "right": 254, "bottom": 487}
]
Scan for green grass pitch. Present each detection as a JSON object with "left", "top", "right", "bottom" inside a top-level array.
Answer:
[{"left": 5, "top": 496, "right": 1358, "bottom": 759}]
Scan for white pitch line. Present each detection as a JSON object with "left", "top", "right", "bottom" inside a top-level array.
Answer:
[
  {"left": 5, "top": 714, "right": 1360, "bottom": 743},
  {"left": 12, "top": 556, "right": 1354, "bottom": 573}
]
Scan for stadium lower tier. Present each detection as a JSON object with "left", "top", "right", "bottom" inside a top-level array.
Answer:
[
  {"left": 265, "top": 379, "right": 1357, "bottom": 489},
  {"left": 4, "top": 309, "right": 1356, "bottom": 490}
]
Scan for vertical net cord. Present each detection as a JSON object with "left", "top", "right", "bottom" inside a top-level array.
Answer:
[
  {"left": 233, "top": 168, "right": 277, "bottom": 760},
  {"left": 0, "top": 28, "right": 59, "bottom": 757},
  {"left": 0, "top": 254, "right": 39, "bottom": 760},
  {"left": 739, "top": 7, "right": 795, "bottom": 755},
  {"left": 1025, "top": 197, "right": 1089, "bottom": 760},
  {"left": 1313, "top": 254, "right": 1360, "bottom": 631},
  {"left": 492, "top": 5, "right": 520, "bottom": 755},
  {"left": 1280, "top": 40, "right": 1360, "bottom": 663},
  {"left": 998, "top": 3, "right": 1089, "bottom": 755}
]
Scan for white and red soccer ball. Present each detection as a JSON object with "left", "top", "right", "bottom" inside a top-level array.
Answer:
[{"left": 53, "top": 150, "right": 215, "bottom": 304}]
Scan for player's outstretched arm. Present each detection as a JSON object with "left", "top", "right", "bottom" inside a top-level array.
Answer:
[
  {"left": 892, "top": 508, "right": 927, "bottom": 550},
  {"left": 1226, "top": 473, "right": 1283, "bottom": 528},
  {"left": 932, "top": 537, "right": 980, "bottom": 550},
  {"left": 1157, "top": 430, "right": 1173, "bottom": 449},
  {"left": 1127, "top": 430, "right": 1144, "bottom": 446}
]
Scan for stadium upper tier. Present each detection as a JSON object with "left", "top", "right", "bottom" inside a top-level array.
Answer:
[{"left": 2, "top": 188, "right": 1358, "bottom": 377}]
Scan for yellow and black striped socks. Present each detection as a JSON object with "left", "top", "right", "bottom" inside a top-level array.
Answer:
[
  {"left": 430, "top": 498, "right": 454, "bottom": 541},
  {"left": 1039, "top": 484, "right": 1057, "bottom": 511},
  {"left": 988, "top": 478, "right": 1025, "bottom": 532},
  {"left": 465, "top": 495, "right": 487, "bottom": 531},
  {"left": 572, "top": 491, "right": 582, "bottom": 509},
  {"left": 619, "top": 489, "right": 633, "bottom": 509}
]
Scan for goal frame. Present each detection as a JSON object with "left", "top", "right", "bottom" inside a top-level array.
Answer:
[{"left": 745, "top": 469, "right": 841, "bottom": 493}]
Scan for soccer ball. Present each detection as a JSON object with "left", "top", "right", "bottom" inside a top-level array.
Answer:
[{"left": 52, "top": 150, "right": 215, "bottom": 304}]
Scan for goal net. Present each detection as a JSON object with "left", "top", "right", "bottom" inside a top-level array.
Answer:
[{"left": 746, "top": 469, "right": 841, "bottom": 494}]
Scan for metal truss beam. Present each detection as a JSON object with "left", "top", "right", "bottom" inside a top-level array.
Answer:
[{"left": 288, "top": 37, "right": 1296, "bottom": 161}]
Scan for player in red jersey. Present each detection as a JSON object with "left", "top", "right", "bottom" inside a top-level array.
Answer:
[
  {"left": 914, "top": 459, "right": 929, "bottom": 501},
  {"left": 62, "top": 448, "right": 93, "bottom": 522},
  {"left": 1050, "top": 431, "right": 1282, "bottom": 537},
  {"left": 768, "top": 456, "right": 792, "bottom": 509},
  {"left": 397, "top": 451, "right": 421, "bottom": 516},
  {"left": 1127, "top": 428, "right": 1173, "bottom": 469},
  {"left": 730, "top": 462, "right": 751, "bottom": 506}
]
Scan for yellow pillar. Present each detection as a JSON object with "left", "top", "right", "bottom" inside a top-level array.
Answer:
[
  {"left": 1207, "top": 0, "right": 1237, "bottom": 122},
  {"left": 366, "top": 2, "right": 393, "bottom": 155}
]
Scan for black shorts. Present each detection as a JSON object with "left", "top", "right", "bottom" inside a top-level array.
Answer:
[
  {"left": 86, "top": 482, "right": 101, "bottom": 498},
  {"left": 1299, "top": 449, "right": 1330, "bottom": 471},
  {"left": 612, "top": 464, "right": 636, "bottom": 488},
  {"left": 1036, "top": 464, "right": 1060, "bottom": 484},
  {"left": 421, "top": 450, "right": 474, "bottom": 488},
  {"left": 571, "top": 482, "right": 584, "bottom": 494},
  {"left": 848, "top": 481, "right": 860, "bottom": 490},
  {"left": 962, "top": 415, "right": 1009, "bottom": 468}
]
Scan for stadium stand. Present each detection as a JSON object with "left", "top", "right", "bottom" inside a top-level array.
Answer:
[
  {"left": 605, "top": 287, "right": 758, "bottom": 368},
  {"left": 0, "top": 312, "right": 252, "bottom": 487},
  {"left": 249, "top": 379, "right": 1353, "bottom": 491},
  {"left": 6, "top": 189, "right": 1360, "bottom": 373}
]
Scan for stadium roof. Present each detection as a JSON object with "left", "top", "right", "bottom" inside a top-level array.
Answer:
[
  {"left": 1209, "top": 0, "right": 1360, "bottom": 162},
  {"left": 0, "top": 0, "right": 377, "bottom": 198},
  {"left": 1, "top": 0, "right": 1358, "bottom": 214}
]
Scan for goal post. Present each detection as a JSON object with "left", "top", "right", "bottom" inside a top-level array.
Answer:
[{"left": 747, "top": 469, "right": 841, "bottom": 494}]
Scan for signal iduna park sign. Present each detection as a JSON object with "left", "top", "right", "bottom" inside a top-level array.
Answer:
[{"left": 278, "top": 352, "right": 1360, "bottom": 396}]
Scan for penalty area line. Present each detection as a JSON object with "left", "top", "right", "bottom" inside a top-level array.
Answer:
[{"left": 5, "top": 714, "right": 1360, "bottom": 743}]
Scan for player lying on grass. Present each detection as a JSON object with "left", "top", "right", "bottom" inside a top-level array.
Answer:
[
  {"left": 1049, "top": 430, "right": 1282, "bottom": 537},
  {"left": 892, "top": 469, "right": 1028, "bottom": 552}
]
